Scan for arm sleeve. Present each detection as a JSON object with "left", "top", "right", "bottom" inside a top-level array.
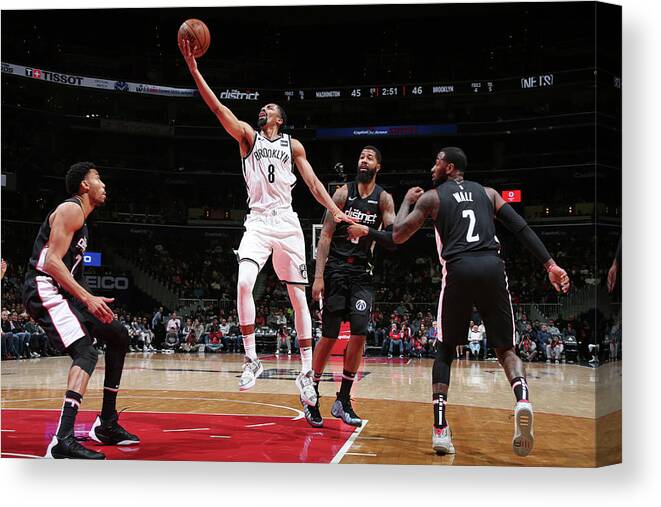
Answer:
[
  {"left": 614, "top": 236, "right": 622, "bottom": 266},
  {"left": 367, "top": 224, "right": 396, "bottom": 251},
  {"left": 496, "top": 204, "right": 552, "bottom": 265}
]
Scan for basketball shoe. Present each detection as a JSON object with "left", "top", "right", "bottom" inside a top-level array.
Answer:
[
  {"left": 331, "top": 393, "right": 362, "bottom": 427},
  {"left": 89, "top": 412, "right": 140, "bottom": 445},
  {"left": 512, "top": 401, "right": 534, "bottom": 456},
  {"left": 296, "top": 370, "right": 317, "bottom": 407},
  {"left": 432, "top": 425, "right": 456, "bottom": 455},
  {"left": 44, "top": 434, "right": 105, "bottom": 459},
  {"left": 239, "top": 357, "right": 263, "bottom": 391}
]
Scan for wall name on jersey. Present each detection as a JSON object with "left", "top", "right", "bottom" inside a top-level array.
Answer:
[
  {"left": 254, "top": 147, "right": 290, "bottom": 165},
  {"left": 345, "top": 207, "right": 378, "bottom": 225},
  {"left": 76, "top": 236, "right": 88, "bottom": 253},
  {"left": 452, "top": 191, "right": 474, "bottom": 203}
]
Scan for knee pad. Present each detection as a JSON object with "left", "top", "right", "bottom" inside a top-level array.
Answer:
[
  {"left": 237, "top": 262, "right": 259, "bottom": 325},
  {"left": 68, "top": 336, "right": 98, "bottom": 376},
  {"left": 237, "top": 261, "right": 259, "bottom": 294},
  {"left": 113, "top": 321, "right": 130, "bottom": 351}
]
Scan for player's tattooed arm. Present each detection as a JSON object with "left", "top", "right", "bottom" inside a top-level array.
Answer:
[
  {"left": 179, "top": 38, "right": 254, "bottom": 153},
  {"left": 312, "top": 185, "right": 348, "bottom": 301},
  {"left": 380, "top": 191, "right": 396, "bottom": 228},
  {"left": 392, "top": 188, "right": 439, "bottom": 244},
  {"left": 292, "top": 139, "right": 355, "bottom": 224},
  {"left": 347, "top": 191, "right": 397, "bottom": 250}
]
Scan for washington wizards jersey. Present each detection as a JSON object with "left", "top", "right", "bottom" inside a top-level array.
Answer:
[
  {"left": 242, "top": 131, "right": 296, "bottom": 212},
  {"left": 434, "top": 179, "right": 500, "bottom": 261},
  {"left": 26, "top": 197, "right": 88, "bottom": 282},
  {"left": 330, "top": 181, "right": 384, "bottom": 265}
]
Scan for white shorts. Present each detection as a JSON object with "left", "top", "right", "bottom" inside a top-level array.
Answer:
[
  {"left": 237, "top": 209, "right": 308, "bottom": 285},
  {"left": 24, "top": 275, "right": 87, "bottom": 349}
]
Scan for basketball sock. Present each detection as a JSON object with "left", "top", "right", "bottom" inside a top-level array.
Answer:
[
  {"left": 510, "top": 376, "right": 529, "bottom": 402},
  {"left": 101, "top": 386, "right": 119, "bottom": 420},
  {"left": 433, "top": 392, "right": 448, "bottom": 428},
  {"left": 338, "top": 370, "right": 356, "bottom": 400},
  {"left": 312, "top": 371, "right": 323, "bottom": 394},
  {"left": 300, "top": 345, "right": 312, "bottom": 372},
  {"left": 243, "top": 333, "right": 257, "bottom": 361},
  {"left": 56, "top": 390, "right": 82, "bottom": 438}
]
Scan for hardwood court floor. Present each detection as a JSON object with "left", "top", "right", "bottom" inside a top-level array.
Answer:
[{"left": 0, "top": 353, "right": 621, "bottom": 466}]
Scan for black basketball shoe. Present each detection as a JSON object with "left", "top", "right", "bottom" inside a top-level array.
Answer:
[
  {"left": 304, "top": 399, "right": 324, "bottom": 428},
  {"left": 44, "top": 434, "right": 106, "bottom": 459},
  {"left": 89, "top": 412, "right": 140, "bottom": 445}
]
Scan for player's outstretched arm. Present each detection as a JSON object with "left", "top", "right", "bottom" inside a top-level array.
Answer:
[
  {"left": 346, "top": 191, "right": 397, "bottom": 250},
  {"left": 486, "top": 187, "right": 570, "bottom": 294},
  {"left": 607, "top": 236, "right": 621, "bottom": 293},
  {"left": 291, "top": 138, "right": 355, "bottom": 224},
  {"left": 312, "top": 185, "right": 347, "bottom": 301},
  {"left": 392, "top": 188, "right": 438, "bottom": 244},
  {"left": 179, "top": 39, "right": 254, "bottom": 149},
  {"left": 44, "top": 203, "right": 115, "bottom": 323}
]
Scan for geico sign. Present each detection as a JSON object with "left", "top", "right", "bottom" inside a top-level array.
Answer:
[{"left": 84, "top": 275, "right": 129, "bottom": 290}]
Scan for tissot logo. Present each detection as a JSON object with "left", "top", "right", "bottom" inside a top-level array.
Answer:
[{"left": 25, "top": 67, "right": 83, "bottom": 85}]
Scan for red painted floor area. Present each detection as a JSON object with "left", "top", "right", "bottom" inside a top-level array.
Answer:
[
  {"left": 261, "top": 354, "right": 409, "bottom": 365},
  {"left": 1, "top": 409, "right": 359, "bottom": 462}
]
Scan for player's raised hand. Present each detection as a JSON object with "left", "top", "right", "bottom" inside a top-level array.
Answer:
[
  {"left": 86, "top": 295, "right": 115, "bottom": 324},
  {"left": 347, "top": 224, "right": 369, "bottom": 241},
  {"left": 0, "top": 258, "right": 7, "bottom": 280},
  {"left": 312, "top": 278, "right": 324, "bottom": 301},
  {"left": 332, "top": 208, "right": 356, "bottom": 225},
  {"left": 547, "top": 264, "right": 570, "bottom": 294},
  {"left": 179, "top": 38, "right": 198, "bottom": 73},
  {"left": 404, "top": 187, "right": 425, "bottom": 205},
  {"left": 607, "top": 260, "right": 618, "bottom": 293}
]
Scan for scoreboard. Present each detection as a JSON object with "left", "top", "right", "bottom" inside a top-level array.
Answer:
[
  {"left": 2, "top": 62, "right": 608, "bottom": 102},
  {"left": 283, "top": 68, "right": 599, "bottom": 102}
]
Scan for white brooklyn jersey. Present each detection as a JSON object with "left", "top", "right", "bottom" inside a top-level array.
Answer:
[{"left": 242, "top": 132, "right": 297, "bottom": 212}]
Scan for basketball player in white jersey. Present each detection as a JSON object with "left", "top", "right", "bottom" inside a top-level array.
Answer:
[{"left": 180, "top": 39, "right": 354, "bottom": 405}]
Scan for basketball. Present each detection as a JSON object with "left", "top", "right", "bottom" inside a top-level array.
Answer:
[{"left": 178, "top": 19, "right": 210, "bottom": 58}]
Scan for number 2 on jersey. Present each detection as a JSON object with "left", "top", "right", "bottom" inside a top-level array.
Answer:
[
  {"left": 267, "top": 164, "right": 275, "bottom": 183},
  {"left": 462, "top": 209, "right": 480, "bottom": 243}
]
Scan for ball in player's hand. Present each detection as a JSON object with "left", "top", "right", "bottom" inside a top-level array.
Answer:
[{"left": 178, "top": 19, "right": 210, "bottom": 58}]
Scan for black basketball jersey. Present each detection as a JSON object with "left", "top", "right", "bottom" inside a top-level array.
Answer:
[
  {"left": 26, "top": 197, "right": 89, "bottom": 282},
  {"left": 329, "top": 181, "right": 384, "bottom": 266},
  {"left": 434, "top": 179, "right": 500, "bottom": 261}
]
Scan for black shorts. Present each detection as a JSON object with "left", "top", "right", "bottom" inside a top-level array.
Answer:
[
  {"left": 437, "top": 253, "right": 516, "bottom": 349},
  {"left": 321, "top": 266, "right": 373, "bottom": 338},
  {"left": 23, "top": 274, "right": 123, "bottom": 351}
]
